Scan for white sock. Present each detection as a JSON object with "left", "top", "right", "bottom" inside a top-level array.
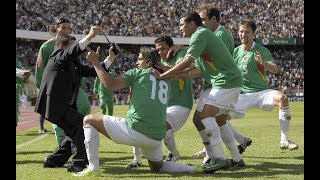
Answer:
[
  {"left": 279, "top": 106, "right": 291, "bottom": 142},
  {"left": 199, "top": 129, "right": 215, "bottom": 158},
  {"left": 227, "top": 121, "right": 246, "bottom": 144},
  {"left": 201, "top": 117, "right": 226, "bottom": 160},
  {"left": 132, "top": 146, "right": 143, "bottom": 164},
  {"left": 164, "top": 129, "right": 178, "bottom": 155},
  {"left": 83, "top": 125, "right": 100, "bottom": 171},
  {"left": 202, "top": 146, "right": 206, "bottom": 153},
  {"left": 220, "top": 124, "right": 241, "bottom": 162},
  {"left": 160, "top": 161, "right": 195, "bottom": 173}
]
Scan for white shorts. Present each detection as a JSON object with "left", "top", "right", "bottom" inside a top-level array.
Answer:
[
  {"left": 204, "top": 88, "right": 241, "bottom": 117},
  {"left": 103, "top": 115, "right": 163, "bottom": 162},
  {"left": 229, "top": 89, "right": 278, "bottom": 119},
  {"left": 196, "top": 88, "right": 211, "bottom": 112},
  {"left": 166, "top": 106, "right": 191, "bottom": 133}
]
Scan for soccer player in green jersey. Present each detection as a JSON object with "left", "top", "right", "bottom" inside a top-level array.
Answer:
[
  {"left": 191, "top": 5, "right": 247, "bottom": 167},
  {"left": 73, "top": 47, "right": 218, "bottom": 177},
  {"left": 127, "top": 35, "right": 193, "bottom": 168},
  {"left": 16, "top": 57, "right": 31, "bottom": 126},
  {"left": 230, "top": 19, "right": 298, "bottom": 151},
  {"left": 93, "top": 74, "right": 115, "bottom": 115},
  {"left": 151, "top": 11, "right": 244, "bottom": 171}
]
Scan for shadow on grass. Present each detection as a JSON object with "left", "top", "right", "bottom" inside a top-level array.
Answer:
[
  {"left": 96, "top": 161, "right": 303, "bottom": 178},
  {"left": 95, "top": 154, "right": 304, "bottom": 178},
  {"left": 242, "top": 155, "right": 304, "bottom": 160}
]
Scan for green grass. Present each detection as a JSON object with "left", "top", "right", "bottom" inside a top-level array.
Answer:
[{"left": 16, "top": 102, "right": 304, "bottom": 179}]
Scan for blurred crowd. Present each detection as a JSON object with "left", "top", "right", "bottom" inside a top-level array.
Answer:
[
  {"left": 16, "top": 0, "right": 304, "bottom": 38},
  {"left": 16, "top": 0, "right": 304, "bottom": 99}
]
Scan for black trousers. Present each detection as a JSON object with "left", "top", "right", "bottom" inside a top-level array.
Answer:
[
  {"left": 45, "top": 136, "right": 74, "bottom": 166},
  {"left": 47, "top": 107, "right": 88, "bottom": 166}
]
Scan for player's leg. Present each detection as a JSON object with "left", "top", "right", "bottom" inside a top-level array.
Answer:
[
  {"left": 143, "top": 137, "right": 219, "bottom": 173},
  {"left": 99, "top": 94, "right": 107, "bottom": 115},
  {"left": 197, "top": 88, "right": 241, "bottom": 171},
  {"left": 272, "top": 91, "right": 298, "bottom": 150},
  {"left": 72, "top": 113, "right": 105, "bottom": 177},
  {"left": 77, "top": 88, "right": 91, "bottom": 116},
  {"left": 127, "top": 146, "right": 143, "bottom": 168},
  {"left": 141, "top": 135, "right": 203, "bottom": 173},
  {"left": 52, "top": 124, "right": 66, "bottom": 144},
  {"left": 39, "top": 116, "right": 53, "bottom": 134},
  {"left": 105, "top": 98, "right": 114, "bottom": 116},
  {"left": 216, "top": 114, "right": 245, "bottom": 167},
  {"left": 192, "top": 89, "right": 210, "bottom": 159},
  {"left": 163, "top": 106, "right": 191, "bottom": 162},
  {"left": 228, "top": 93, "right": 253, "bottom": 154}
]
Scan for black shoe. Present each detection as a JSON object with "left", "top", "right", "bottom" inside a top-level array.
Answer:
[
  {"left": 229, "top": 159, "right": 245, "bottom": 167},
  {"left": 43, "top": 157, "right": 64, "bottom": 168},
  {"left": 125, "top": 160, "right": 142, "bottom": 169},
  {"left": 67, "top": 161, "right": 87, "bottom": 172},
  {"left": 238, "top": 137, "right": 252, "bottom": 154}
]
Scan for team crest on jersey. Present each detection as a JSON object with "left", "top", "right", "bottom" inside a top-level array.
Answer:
[{"left": 242, "top": 55, "right": 248, "bottom": 62}]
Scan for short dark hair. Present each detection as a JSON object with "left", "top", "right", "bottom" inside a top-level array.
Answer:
[
  {"left": 181, "top": 11, "right": 203, "bottom": 27},
  {"left": 55, "top": 16, "right": 70, "bottom": 25},
  {"left": 154, "top": 35, "right": 174, "bottom": 47},
  {"left": 239, "top": 19, "right": 257, "bottom": 33},
  {"left": 199, "top": 5, "right": 220, "bottom": 22},
  {"left": 48, "top": 16, "right": 71, "bottom": 35}
]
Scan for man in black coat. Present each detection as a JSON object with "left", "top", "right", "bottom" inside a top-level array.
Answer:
[{"left": 35, "top": 25, "right": 111, "bottom": 172}]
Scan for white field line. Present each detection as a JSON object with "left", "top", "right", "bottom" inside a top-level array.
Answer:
[{"left": 16, "top": 134, "right": 48, "bottom": 150}]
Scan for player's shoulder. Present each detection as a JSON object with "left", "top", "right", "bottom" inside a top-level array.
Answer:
[
  {"left": 41, "top": 38, "right": 56, "bottom": 47},
  {"left": 234, "top": 44, "right": 242, "bottom": 51}
]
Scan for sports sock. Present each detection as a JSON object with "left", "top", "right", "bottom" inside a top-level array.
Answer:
[
  {"left": 201, "top": 117, "right": 226, "bottom": 160},
  {"left": 279, "top": 106, "right": 291, "bottom": 142},
  {"left": 220, "top": 124, "right": 241, "bottom": 162},
  {"left": 164, "top": 129, "right": 179, "bottom": 155},
  {"left": 160, "top": 161, "right": 194, "bottom": 173},
  {"left": 199, "top": 129, "right": 215, "bottom": 158},
  {"left": 132, "top": 146, "right": 143, "bottom": 164},
  {"left": 83, "top": 125, "right": 100, "bottom": 171},
  {"left": 227, "top": 121, "right": 246, "bottom": 144}
]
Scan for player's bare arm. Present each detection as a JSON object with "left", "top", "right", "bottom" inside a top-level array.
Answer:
[
  {"left": 86, "top": 46, "right": 127, "bottom": 90},
  {"left": 152, "top": 56, "right": 195, "bottom": 80},
  {"left": 254, "top": 51, "right": 279, "bottom": 74}
]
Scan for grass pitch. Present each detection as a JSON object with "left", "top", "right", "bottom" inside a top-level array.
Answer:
[{"left": 16, "top": 102, "right": 304, "bottom": 179}]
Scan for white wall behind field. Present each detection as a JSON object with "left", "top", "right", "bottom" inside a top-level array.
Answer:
[{"left": 16, "top": 29, "right": 190, "bottom": 45}]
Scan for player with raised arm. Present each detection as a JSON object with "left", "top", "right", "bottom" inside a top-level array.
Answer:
[{"left": 73, "top": 47, "right": 218, "bottom": 176}]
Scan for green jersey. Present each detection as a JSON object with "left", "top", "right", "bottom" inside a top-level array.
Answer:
[
  {"left": 122, "top": 68, "right": 170, "bottom": 141},
  {"left": 203, "top": 25, "right": 235, "bottom": 91},
  {"left": 161, "top": 49, "right": 193, "bottom": 109},
  {"left": 187, "top": 27, "right": 243, "bottom": 89},
  {"left": 234, "top": 43, "right": 274, "bottom": 93},
  {"left": 93, "top": 75, "right": 114, "bottom": 100},
  {"left": 35, "top": 40, "right": 55, "bottom": 89},
  {"left": 214, "top": 25, "right": 234, "bottom": 56}
]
